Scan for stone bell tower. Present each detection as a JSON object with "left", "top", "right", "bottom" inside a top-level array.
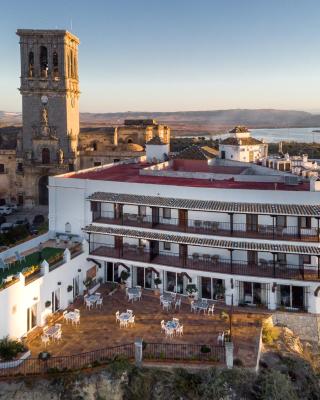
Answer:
[{"left": 16, "top": 29, "right": 80, "bottom": 206}]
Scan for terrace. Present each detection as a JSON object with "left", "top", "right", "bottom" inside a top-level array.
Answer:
[
  {"left": 25, "top": 285, "right": 263, "bottom": 368},
  {"left": 0, "top": 239, "right": 83, "bottom": 288}
]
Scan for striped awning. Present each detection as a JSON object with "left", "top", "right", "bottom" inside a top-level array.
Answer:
[
  {"left": 83, "top": 224, "right": 320, "bottom": 255},
  {"left": 87, "top": 192, "right": 320, "bottom": 217}
]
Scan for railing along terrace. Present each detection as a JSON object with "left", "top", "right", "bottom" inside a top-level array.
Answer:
[
  {"left": 92, "top": 211, "right": 319, "bottom": 242},
  {"left": 90, "top": 243, "right": 320, "bottom": 282},
  {"left": 0, "top": 342, "right": 225, "bottom": 378}
]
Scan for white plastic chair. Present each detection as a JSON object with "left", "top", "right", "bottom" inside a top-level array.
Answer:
[
  {"left": 63, "top": 310, "right": 68, "bottom": 323},
  {"left": 160, "top": 295, "right": 164, "bottom": 305},
  {"left": 172, "top": 318, "right": 179, "bottom": 324},
  {"left": 161, "top": 320, "right": 165, "bottom": 332},
  {"left": 127, "top": 309, "right": 133, "bottom": 315},
  {"left": 41, "top": 335, "right": 50, "bottom": 347},
  {"left": 83, "top": 294, "right": 88, "bottom": 305},
  {"left": 163, "top": 301, "right": 171, "bottom": 311},
  {"left": 73, "top": 315, "right": 80, "bottom": 326},
  {"left": 128, "top": 315, "right": 135, "bottom": 326},
  {"left": 190, "top": 301, "right": 197, "bottom": 313},
  {"left": 217, "top": 332, "right": 225, "bottom": 344},
  {"left": 116, "top": 311, "right": 120, "bottom": 323},
  {"left": 74, "top": 309, "right": 80, "bottom": 315},
  {"left": 175, "top": 298, "right": 181, "bottom": 310},
  {"left": 165, "top": 328, "right": 174, "bottom": 339},
  {"left": 177, "top": 325, "right": 184, "bottom": 336},
  {"left": 96, "top": 298, "right": 103, "bottom": 308},
  {"left": 120, "top": 320, "right": 128, "bottom": 328},
  {"left": 85, "top": 300, "right": 93, "bottom": 310},
  {"left": 54, "top": 330, "right": 62, "bottom": 342},
  {"left": 208, "top": 304, "right": 215, "bottom": 315}
]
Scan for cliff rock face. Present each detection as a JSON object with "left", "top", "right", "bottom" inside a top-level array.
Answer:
[{"left": 0, "top": 370, "right": 127, "bottom": 400}]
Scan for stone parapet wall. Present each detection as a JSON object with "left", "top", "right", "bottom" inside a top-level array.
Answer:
[{"left": 272, "top": 312, "right": 320, "bottom": 343}]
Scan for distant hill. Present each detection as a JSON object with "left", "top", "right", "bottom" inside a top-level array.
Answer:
[{"left": 2, "top": 109, "right": 320, "bottom": 136}]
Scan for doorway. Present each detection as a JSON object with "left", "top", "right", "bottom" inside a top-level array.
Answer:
[{"left": 38, "top": 176, "right": 49, "bottom": 205}]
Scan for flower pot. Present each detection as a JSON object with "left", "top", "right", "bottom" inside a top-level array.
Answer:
[{"left": 154, "top": 288, "right": 160, "bottom": 296}]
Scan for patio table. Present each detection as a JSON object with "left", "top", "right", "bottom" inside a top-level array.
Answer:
[
  {"left": 127, "top": 288, "right": 139, "bottom": 296},
  {"left": 65, "top": 311, "right": 77, "bottom": 322},
  {"left": 119, "top": 312, "right": 131, "bottom": 322},
  {"left": 45, "top": 325, "right": 60, "bottom": 339},
  {"left": 87, "top": 294, "right": 99, "bottom": 303},
  {"left": 194, "top": 300, "right": 208, "bottom": 313},
  {"left": 163, "top": 293, "right": 173, "bottom": 301},
  {"left": 165, "top": 320, "right": 179, "bottom": 331}
]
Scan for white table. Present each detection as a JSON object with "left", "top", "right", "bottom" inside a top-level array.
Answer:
[
  {"left": 87, "top": 294, "right": 100, "bottom": 303},
  {"left": 165, "top": 320, "right": 179, "bottom": 331},
  {"left": 194, "top": 300, "right": 208, "bottom": 313},
  {"left": 119, "top": 312, "right": 131, "bottom": 322},
  {"left": 65, "top": 311, "right": 78, "bottom": 322},
  {"left": 45, "top": 325, "right": 60, "bottom": 339}
]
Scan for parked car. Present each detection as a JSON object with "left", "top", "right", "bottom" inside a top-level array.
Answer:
[
  {"left": 33, "top": 214, "right": 45, "bottom": 226},
  {"left": 29, "top": 224, "right": 39, "bottom": 235},
  {"left": 0, "top": 206, "right": 12, "bottom": 216},
  {"left": 7, "top": 203, "right": 18, "bottom": 212},
  {"left": 13, "top": 218, "right": 29, "bottom": 228},
  {"left": 0, "top": 222, "right": 14, "bottom": 233}
]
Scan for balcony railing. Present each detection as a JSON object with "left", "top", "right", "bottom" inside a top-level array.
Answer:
[
  {"left": 92, "top": 211, "right": 319, "bottom": 242},
  {"left": 89, "top": 242, "right": 320, "bottom": 282}
]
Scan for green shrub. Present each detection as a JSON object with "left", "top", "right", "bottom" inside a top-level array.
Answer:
[
  {"left": 0, "top": 336, "right": 26, "bottom": 361},
  {"left": 200, "top": 345, "right": 211, "bottom": 354},
  {"left": 262, "top": 323, "right": 279, "bottom": 345}
]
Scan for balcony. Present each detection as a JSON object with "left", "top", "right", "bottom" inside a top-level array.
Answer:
[
  {"left": 92, "top": 211, "right": 320, "bottom": 243},
  {"left": 89, "top": 243, "right": 320, "bottom": 282}
]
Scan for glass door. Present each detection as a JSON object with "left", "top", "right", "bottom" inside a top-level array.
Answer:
[
  {"left": 73, "top": 275, "right": 80, "bottom": 297},
  {"left": 51, "top": 288, "right": 60, "bottom": 312},
  {"left": 27, "top": 303, "right": 37, "bottom": 332}
]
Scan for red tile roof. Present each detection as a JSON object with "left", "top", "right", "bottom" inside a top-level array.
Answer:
[{"left": 65, "top": 162, "right": 309, "bottom": 191}]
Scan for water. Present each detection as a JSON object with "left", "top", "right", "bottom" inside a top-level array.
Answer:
[
  {"left": 250, "top": 127, "right": 320, "bottom": 143},
  {"left": 213, "top": 127, "right": 320, "bottom": 143}
]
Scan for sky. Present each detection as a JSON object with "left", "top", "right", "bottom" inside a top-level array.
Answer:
[{"left": 1, "top": 0, "right": 320, "bottom": 113}]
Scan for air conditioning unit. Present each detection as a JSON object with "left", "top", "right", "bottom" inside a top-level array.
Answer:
[{"left": 284, "top": 175, "right": 299, "bottom": 185}]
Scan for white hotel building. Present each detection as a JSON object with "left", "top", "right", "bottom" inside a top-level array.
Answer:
[
  {"left": 48, "top": 145, "right": 320, "bottom": 314},
  {"left": 1, "top": 142, "right": 320, "bottom": 339}
]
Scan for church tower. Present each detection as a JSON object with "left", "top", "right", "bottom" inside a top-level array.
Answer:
[{"left": 16, "top": 29, "right": 80, "bottom": 206}]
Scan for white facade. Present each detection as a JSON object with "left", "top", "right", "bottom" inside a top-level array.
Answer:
[{"left": 2, "top": 155, "right": 320, "bottom": 340}]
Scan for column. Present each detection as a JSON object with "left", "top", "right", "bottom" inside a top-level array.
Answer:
[{"left": 268, "top": 284, "right": 277, "bottom": 311}]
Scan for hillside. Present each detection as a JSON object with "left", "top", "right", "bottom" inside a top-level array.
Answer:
[{"left": 2, "top": 109, "right": 320, "bottom": 136}]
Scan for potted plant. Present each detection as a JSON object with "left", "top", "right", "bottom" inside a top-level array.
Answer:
[
  {"left": 186, "top": 284, "right": 198, "bottom": 301},
  {"left": 214, "top": 284, "right": 225, "bottom": 300},
  {"left": 0, "top": 336, "right": 27, "bottom": 361},
  {"left": 154, "top": 277, "right": 162, "bottom": 295},
  {"left": 120, "top": 270, "right": 130, "bottom": 288},
  {"left": 83, "top": 277, "right": 93, "bottom": 293}
]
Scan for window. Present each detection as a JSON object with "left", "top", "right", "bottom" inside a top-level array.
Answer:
[
  {"left": 301, "top": 254, "right": 311, "bottom": 265},
  {"left": 163, "top": 242, "right": 171, "bottom": 251},
  {"left": 276, "top": 215, "right": 286, "bottom": 228},
  {"left": 138, "top": 205, "right": 146, "bottom": 216},
  {"left": 0, "top": 164, "right": 4, "bottom": 174},
  {"left": 53, "top": 51, "right": 59, "bottom": 77},
  {"left": 65, "top": 222, "right": 71, "bottom": 233},
  {"left": 42, "top": 148, "right": 50, "bottom": 164},
  {"left": 163, "top": 208, "right": 171, "bottom": 219},
  {"left": 17, "top": 162, "right": 23, "bottom": 172},
  {"left": 277, "top": 253, "right": 286, "bottom": 263},
  {"left": 300, "top": 217, "right": 311, "bottom": 229},
  {"left": 94, "top": 161, "right": 101, "bottom": 167},
  {"left": 28, "top": 51, "right": 34, "bottom": 77},
  {"left": 39, "top": 46, "right": 48, "bottom": 77},
  {"left": 69, "top": 163, "right": 74, "bottom": 172}
]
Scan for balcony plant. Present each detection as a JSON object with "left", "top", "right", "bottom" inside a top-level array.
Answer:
[
  {"left": 154, "top": 277, "right": 162, "bottom": 295},
  {"left": 186, "top": 284, "right": 198, "bottom": 301},
  {"left": 0, "top": 336, "right": 27, "bottom": 361}
]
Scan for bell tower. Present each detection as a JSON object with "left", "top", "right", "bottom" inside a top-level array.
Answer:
[{"left": 16, "top": 29, "right": 80, "bottom": 206}]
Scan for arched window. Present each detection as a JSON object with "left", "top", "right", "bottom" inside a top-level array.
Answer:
[
  {"left": 0, "top": 164, "right": 4, "bottom": 173},
  {"left": 65, "top": 222, "right": 71, "bottom": 233},
  {"left": 127, "top": 138, "right": 133, "bottom": 144},
  {"left": 70, "top": 50, "right": 74, "bottom": 77},
  {"left": 40, "top": 46, "right": 48, "bottom": 78},
  {"left": 28, "top": 51, "right": 34, "bottom": 77},
  {"left": 42, "top": 148, "right": 50, "bottom": 164},
  {"left": 91, "top": 141, "right": 97, "bottom": 151},
  {"left": 53, "top": 51, "right": 59, "bottom": 78}
]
